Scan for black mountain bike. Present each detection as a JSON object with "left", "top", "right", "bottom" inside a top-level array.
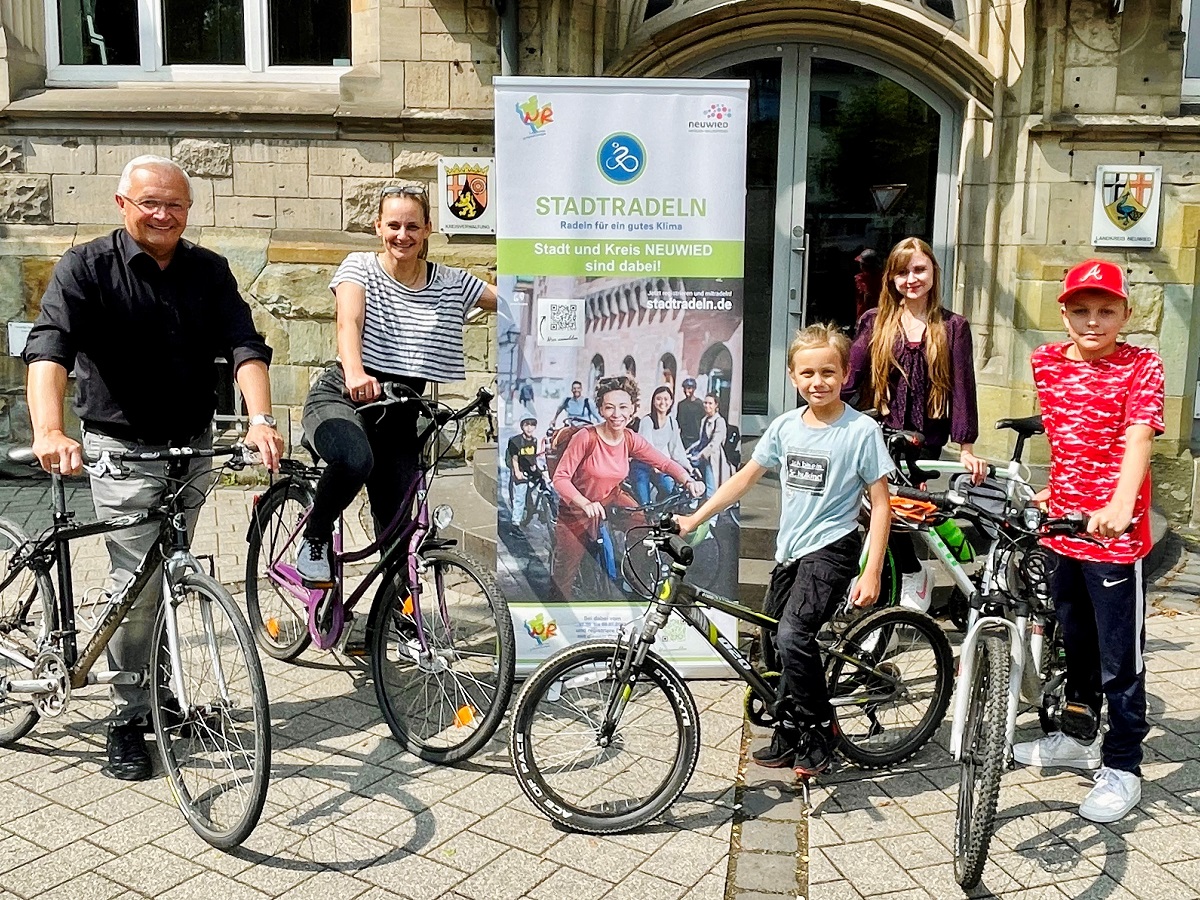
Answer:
[
  {"left": 509, "top": 515, "right": 953, "bottom": 833},
  {"left": 0, "top": 444, "right": 270, "bottom": 849}
]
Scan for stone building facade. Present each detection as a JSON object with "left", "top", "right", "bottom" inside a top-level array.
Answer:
[{"left": 1, "top": 1, "right": 1200, "bottom": 519}]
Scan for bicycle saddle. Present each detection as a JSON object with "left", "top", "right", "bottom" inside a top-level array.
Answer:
[{"left": 995, "top": 415, "right": 1044, "bottom": 438}]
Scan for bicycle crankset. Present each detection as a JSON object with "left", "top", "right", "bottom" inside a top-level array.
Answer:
[
  {"left": 32, "top": 650, "right": 70, "bottom": 717},
  {"left": 745, "top": 672, "right": 781, "bottom": 727}
]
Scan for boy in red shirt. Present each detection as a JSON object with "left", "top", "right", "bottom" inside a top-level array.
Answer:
[{"left": 1014, "top": 260, "right": 1164, "bottom": 823}]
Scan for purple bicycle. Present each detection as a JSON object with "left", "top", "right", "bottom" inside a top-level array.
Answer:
[{"left": 244, "top": 384, "right": 514, "bottom": 763}]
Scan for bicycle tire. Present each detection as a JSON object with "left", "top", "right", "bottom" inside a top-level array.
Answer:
[
  {"left": 954, "top": 632, "right": 1009, "bottom": 890},
  {"left": 509, "top": 640, "right": 700, "bottom": 834},
  {"left": 0, "top": 518, "right": 52, "bottom": 746},
  {"left": 371, "top": 548, "right": 515, "bottom": 763},
  {"left": 245, "top": 479, "right": 315, "bottom": 661},
  {"left": 827, "top": 606, "right": 953, "bottom": 769},
  {"left": 151, "top": 573, "right": 271, "bottom": 849}
]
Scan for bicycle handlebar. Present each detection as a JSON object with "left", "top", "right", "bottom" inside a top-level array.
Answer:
[
  {"left": 892, "top": 484, "right": 1092, "bottom": 537},
  {"left": 81, "top": 444, "right": 260, "bottom": 479}
]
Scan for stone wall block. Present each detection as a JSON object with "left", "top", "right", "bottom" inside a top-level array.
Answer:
[
  {"left": 0, "top": 258, "right": 24, "bottom": 322},
  {"left": 232, "top": 140, "right": 310, "bottom": 165},
  {"left": 233, "top": 162, "right": 309, "bottom": 198},
  {"left": 379, "top": 7, "right": 423, "bottom": 61},
  {"left": 0, "top": 224, "right": 77, "bottom": 257},
  {"left": 197, "top": 228, "right": 270, "bottom": 290},
  {"left": 247, "top": 299, "right": 289, "bottom": 360},
  {"left": 187, "top": 177, "right": 216, "bottom": 228},
  {"left": 1067, "top": 149, "right": 1141, "bottom": 183},
  {"left": 95, "top": 138, "right": 172, "bottom": 175},
  {"left": 249, "top": 263, "right": 338, "bottom": 320},
  {"left": 1062, "top": 66, "right": 1117, "bottom": 115},
  {"left": 8, "top": 395, "right": 32, "bottom": 444},
  {"left": 343, "top": 177, "right": 402, "bottom": 232},
  {"left": 26, "top": 138, "right": 96, "bottom": 176},
  {"left": 0, "top": 142, "right": 26, "bottom": 173},
  {"left": 51, "top": 175, "right": 125, "bottom": 225},
  {"left": 405, "top": 61, "right": 450, "bottom": 108},
  {"left": 309, "top": 175, "right": 342, "bottom": 199},
  {"left": 450, "top": 62, "right": 494, "bottom": 109},
  {"left": 286, "top": 320, "right": 336, "bottom": 366},
  {"left": 1029, "top": 139, "right": 1072, "bottom": 184},
  {"left": 421, "top": 3, "right": 466, "bottom": 33},
  {"left": 310, "top": 141, "right": 393, "bottom": 177},
  {"left": 0, "top": 176, "right": 52, "bottom": 224},
  {"left": 394, "top": 149, "right": 442, "bottom": 175},
  {"left": 173, "top": 139, "right": 233, "bottom": 178},
  {"left": 463, "top": 320, "right": 489, "bottom": 369},
  {"left": 276, "top": 198, "right": 343, "bottom": 231},
  {"left": 21, "top": 258, "right": 58, "bottom": 318},
  {"left": 213, "top": 196, "right": 276, "bottom": 229},
  {"left": 268, "top": 364, "right": 320, "bottom": 407},
  {"left": 420, "top": 32, "right": 473, "bottom": 62}
]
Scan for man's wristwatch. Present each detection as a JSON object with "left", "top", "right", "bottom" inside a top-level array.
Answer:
[{"left": 248, "top": 414, "right": 277, "bottom": 428}]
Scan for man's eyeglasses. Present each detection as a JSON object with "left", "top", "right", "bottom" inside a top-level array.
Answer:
[
  {"left": 119, "top": 195, "right": 191, "bottom": 216},
  {"left": 380, "top": 185, "right": 428, "bottom": 199}
]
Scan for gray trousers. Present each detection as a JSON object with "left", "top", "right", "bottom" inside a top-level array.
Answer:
[{"left": 84, "top": 431, "right": 211, "bottom": 724}]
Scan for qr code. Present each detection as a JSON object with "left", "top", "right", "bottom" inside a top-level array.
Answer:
[
  {"left": 537, "top": 298, "right": 584, "bottom": 346},
  {"left": 550, "top": 302, "right": 578, "bottom": 332}
]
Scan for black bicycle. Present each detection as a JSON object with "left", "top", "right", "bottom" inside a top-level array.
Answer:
[
  {"left": 509, "top": 515, "right": 953, "bottom": 833},
  {"left": 0, "top": 444, "right": 270, "bottom": 849}
]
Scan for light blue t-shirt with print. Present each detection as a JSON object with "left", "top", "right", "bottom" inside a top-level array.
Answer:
[{"left": 752, "top": 404, "right": 895, "bottom": 564}]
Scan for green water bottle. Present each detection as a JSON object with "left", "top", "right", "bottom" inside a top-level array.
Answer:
[{"left": 934, "top": 519, "right": 974, "bottom": 563}]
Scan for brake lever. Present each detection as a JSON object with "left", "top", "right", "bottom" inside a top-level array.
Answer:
[{"left": 82, "top": 450, "right": 128, "bottom": 480}]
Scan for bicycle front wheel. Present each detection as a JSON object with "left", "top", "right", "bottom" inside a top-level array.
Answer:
[
  {"left": 371, "top": 549, "right": 514, "bottom": 763},
  {"left": 954, "top": 633, "right": 1010, "bottom": 890},
  {"left": 0, "top": 518, "right": 53, "bottom": 746},
  {"left": 827, "top": 606, "right": 953, "bottom": 768},
  {"left": 245, "top": 479, "right": 315, "bottom": 661},
  {"left": 509, "top": 641, "right": 700, "bottom": 834},
  {"left": 151, "top": 573, "right": 271, "bottom": 849}
]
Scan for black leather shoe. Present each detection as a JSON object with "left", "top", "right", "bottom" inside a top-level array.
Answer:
[
  {"left": 107, "top": 722, "right": 153, "bottom": 781},
  {"left": 752, "top": 727, "right": 798, "bottom": 768}
]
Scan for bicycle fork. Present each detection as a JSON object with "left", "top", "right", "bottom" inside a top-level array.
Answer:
[
  {"left": 597, "top": 601, "right": 674, "bottom": 743},
  {"left": 949, "top": 614, "right": 1027, "bottom": 762}
]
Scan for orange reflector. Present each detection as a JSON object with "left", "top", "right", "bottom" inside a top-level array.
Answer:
[
  {"left": 454, "top": 706, "right": 476, "bottom": 727},
  {"left": 265, "top": 618, "right": 280, "bottom": 639},
  {"left": 402, "top": 595, "right": 414, "bottom": 616}
]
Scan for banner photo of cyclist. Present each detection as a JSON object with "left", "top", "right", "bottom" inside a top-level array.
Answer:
[{"left": 494, "top": 76, "right": 748, "bottom": 676}]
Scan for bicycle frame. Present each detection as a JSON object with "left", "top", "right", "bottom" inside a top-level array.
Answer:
[
  {"left": 2, "top": 456, "right": 226, "bottom": 710},
  {"left": 262, "top": 464, "right": 433, "bottom": 649}
]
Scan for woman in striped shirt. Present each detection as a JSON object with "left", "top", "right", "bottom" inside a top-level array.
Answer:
[{"left": 295, "top": 185, "right": 497, "bottom": 585}]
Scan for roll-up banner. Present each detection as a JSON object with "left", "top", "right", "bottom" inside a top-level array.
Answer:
[{"left": 494, "top": 77, "right": 748, "bottom": 677}]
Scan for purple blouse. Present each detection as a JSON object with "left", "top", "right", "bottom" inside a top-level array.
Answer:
[{"left": 842, "top": 307, "right": 980, "bottom": 452}]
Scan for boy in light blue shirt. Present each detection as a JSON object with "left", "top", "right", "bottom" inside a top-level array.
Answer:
[{"left": 678, "top": 323, "right": 893, "bottom": 776}]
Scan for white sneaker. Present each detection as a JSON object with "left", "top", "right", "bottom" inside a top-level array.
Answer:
[
  {"left": 1012, "top": 731, "right": 1102, "bottom": 770},
  {"left": 1079, "top": 767, "right": 1141, "bottom": 823},
  {"left": 899, "top": 569, "right": 932, "bottom": 613}
]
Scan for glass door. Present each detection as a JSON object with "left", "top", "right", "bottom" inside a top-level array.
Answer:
[{"left": 705, "top": 46, "right": 957, "bottom": 431}]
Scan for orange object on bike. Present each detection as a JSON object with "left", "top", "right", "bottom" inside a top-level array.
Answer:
[{"left": 889, "top": 495, "right": 938, "bottom": 524}]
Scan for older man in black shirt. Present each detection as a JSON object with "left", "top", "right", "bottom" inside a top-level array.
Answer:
[{"left": 23, "top": 155, "right": 284, "bottom": 781}]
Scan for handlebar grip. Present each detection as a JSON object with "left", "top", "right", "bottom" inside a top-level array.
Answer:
[
  {"left": 894, "top": 485, "right": 935, "bottom": 503},
  {"left": 666, "top": 535, "right": 694, "bottom": 566}
]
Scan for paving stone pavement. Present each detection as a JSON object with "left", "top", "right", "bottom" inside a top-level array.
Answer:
[
  {"left": 0, "top": 478, "right": 746, "bottom": 900},
  {"left": 804, "top": 536, "right": 1200, "bottom": 900}
]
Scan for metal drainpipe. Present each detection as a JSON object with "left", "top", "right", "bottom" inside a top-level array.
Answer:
[{"left": 495, "top": 0, "right": 519, "bottom": 76}]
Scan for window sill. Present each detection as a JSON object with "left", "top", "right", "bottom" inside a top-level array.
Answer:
[{"left": 1, "top": 85, "right": 495, "bottom": 137}]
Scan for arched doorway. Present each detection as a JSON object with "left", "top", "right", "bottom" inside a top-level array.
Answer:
[{"left": 693, "top": 45, "right": 960, "bottom": 431}]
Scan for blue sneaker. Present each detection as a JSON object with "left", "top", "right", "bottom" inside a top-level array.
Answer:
[{"left": 296, "top": 536, "right": 333, "bottom": 587}]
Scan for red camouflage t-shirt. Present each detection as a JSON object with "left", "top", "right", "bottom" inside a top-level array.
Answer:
[{"left": 1031, "top": 341, "right": 1165, "bottom": 563}]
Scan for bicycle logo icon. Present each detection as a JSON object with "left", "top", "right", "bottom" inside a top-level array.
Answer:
[{"left": 597, "top": 133, "right": 646, "bottom": 185}]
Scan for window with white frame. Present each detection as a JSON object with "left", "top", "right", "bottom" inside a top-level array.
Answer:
[
  {"left": 1186, "top": 0, "right": 1200, "bottom": 102},
  {"left": 47, "top": 0, "right": 351, "bottom": 84}
]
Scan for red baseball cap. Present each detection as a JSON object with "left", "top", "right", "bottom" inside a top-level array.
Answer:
[{"left": 1058, "top": 259, "right": 1129, "bottom": 304}]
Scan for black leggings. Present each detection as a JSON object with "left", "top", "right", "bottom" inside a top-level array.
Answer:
[{"left": 300, "top": 365, "right": 427, "bottom": 540}]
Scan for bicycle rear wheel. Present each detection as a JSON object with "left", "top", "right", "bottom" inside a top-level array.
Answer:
[
  {"left": 509, "top": 640, "right": 700, "bottom": 833},
  {"left": 151, "top": 573, "right": 271, "bottom": 849},
  {"left": 371, "top": 549, "right": 514, "bottom": 763},
  {"left": 245, "top": 479, "right": 315, "bottom": 661},
  {"left": 954, "top": 633, "right": 1010, "bottom": 889},
  {"left": 0, "top": 518, "right": 52, "bottom": 746},
  {"left": 827, "top": 607, "right": 953, "bottom": 768}
]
